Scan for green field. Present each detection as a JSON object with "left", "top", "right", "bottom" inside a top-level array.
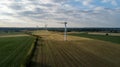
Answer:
[
  {"left": 69, "top": 33, "right": 120, "bottom": 44},
  {"left": 0, "top": 31, "right": 25, "bottom": 35},
  {"left": 0, "top": 36, "right": 35, "bottom": 67}
]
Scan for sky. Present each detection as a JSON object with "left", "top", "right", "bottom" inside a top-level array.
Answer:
[{"left": 0, "top": 0, "right": 120, "bottom": 28}]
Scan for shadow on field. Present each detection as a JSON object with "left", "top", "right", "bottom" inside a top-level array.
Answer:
[
  {"left": 29, "top": 61, "right": 51, "bottom": 67},
  {"left": 27, "top": 36, "right": 51, "bottom": 67}
]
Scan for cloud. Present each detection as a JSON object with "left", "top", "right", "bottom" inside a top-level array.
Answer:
[
  {"left": 82, "top": 0, "right": 92, "bottom": 6},
  {"left": 102, "top": 0, "right": 118, "bottom": 6},
  {"left": 111, "top": 0, "right": 117, "bottom": 6},
  {"left": 0, "top": 0, "right": 120, "bottom": 27}
]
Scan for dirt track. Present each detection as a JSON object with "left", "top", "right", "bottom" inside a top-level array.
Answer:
[
  {"left": 0, "top": 34, "right": 29, "bottom": 37},
  {"left": 30, "top": 31, "right": 120, "bottom": 67}
]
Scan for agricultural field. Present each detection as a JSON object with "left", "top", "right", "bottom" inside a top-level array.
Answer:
[
  {"left": 30, "top": 31, "right": 120, "bottom": 67},
  {"left": 0, "top": 31, "right": 24, "bottom": 35},
  {"left": 69, "top": 32, "right": 120, "bottom": 44},
  {"left": 0, "top": 36, "right": 36, "bottom": 67},
  {"left": 0, "top": 32, "right": 29, "bottom": 37},
  {"left": 88, "top": 32, "right": 120, "bottom": 36}
]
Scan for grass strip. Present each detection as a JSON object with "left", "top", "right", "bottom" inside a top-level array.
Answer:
[{"left": 69, "top": 33, "right": 120, "bottom": 44}]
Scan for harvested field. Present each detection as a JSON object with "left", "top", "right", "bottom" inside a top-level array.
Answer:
[{"left": 30, "top": 31, "right": 120, "bottom": 67}]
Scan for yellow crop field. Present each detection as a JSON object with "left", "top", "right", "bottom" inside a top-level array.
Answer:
[{"left": 29, "top": 31, "right": 120, "bottom": 67}]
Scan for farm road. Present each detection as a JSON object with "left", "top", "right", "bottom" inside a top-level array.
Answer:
[
  {"left": 29, "top": 31, "right": 120, "bottom": 67},
  {"left": 0, "top": 34, "right": 29, "bottom": 37}
]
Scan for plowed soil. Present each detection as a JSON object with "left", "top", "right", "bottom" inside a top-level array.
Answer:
[{"left": 30, "top": 31, "right": 120, "bottom": 67}]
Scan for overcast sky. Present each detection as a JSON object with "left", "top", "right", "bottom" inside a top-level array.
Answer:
[{"left": 0, "top": 0, "right": 120, "bottom": 28}]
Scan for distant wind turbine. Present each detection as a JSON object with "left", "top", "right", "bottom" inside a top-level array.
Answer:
[
  {"left": 36, "top": 25, "right": 39, "bottom": 30},
  {"left": 45, "top": 24, "right": 48, "bottom": 31}
]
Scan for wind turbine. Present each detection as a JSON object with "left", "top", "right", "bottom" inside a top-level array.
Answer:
[
  {"left": 59, "top": 22, "right": 68, "bottom": 41},
  {"left": 45, "top": 24, "right": 47, "bottom": 31},
  {"left": 36, "top": 25, "right": 39, "bottom": 30}
]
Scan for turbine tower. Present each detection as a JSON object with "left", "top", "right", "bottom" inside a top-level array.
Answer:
[
  {"left": 36, "top": 25, "right": 39, "bottom": 31},
  {"left": 59, "top": 22, "right": 67, "bottom": 41},
  {"left": 45, "top": 24, "right": 47, "bottom": 31},
  {"left": 64, "top": 22, "right": 67, "bottom": 41}
]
